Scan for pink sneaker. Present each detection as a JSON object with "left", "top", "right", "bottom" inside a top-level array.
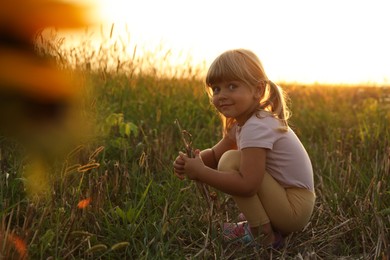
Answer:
[
  {"left": 231, "top": 214, "right": 285, "bottom": 249},
  {"left": 223, "top": 221, "right": 254, "bottom": 244},
  {"left": 238, "top": 212, "right": 246, "bottom": 222}
]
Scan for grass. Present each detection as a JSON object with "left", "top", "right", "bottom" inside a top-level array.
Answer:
[{"left": 0, "top": 29, "right": 389, "bottom": 259}]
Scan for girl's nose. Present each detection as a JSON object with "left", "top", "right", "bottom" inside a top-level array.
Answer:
[
  {"left": 217, "top": 89, "right": 228, "bottom": 100},
  {"left": 216, "top": 95, "right": 227, "bottom": 103},
  {"left": 213, "top": 92, "right": 226, "bottom": 105}
]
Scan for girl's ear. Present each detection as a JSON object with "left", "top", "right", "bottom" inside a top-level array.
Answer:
[{"left": 254, "top": 81, "right": 266, "bottom": 99}]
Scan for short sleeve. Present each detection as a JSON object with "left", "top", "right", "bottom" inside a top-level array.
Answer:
[{"left": 237, "top": 117, "right": 278, "bottom": 150}]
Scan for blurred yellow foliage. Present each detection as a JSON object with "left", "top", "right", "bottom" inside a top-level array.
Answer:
[
  {"left": 24, "top": 158, "right": 50, "bottom": 198},
  {"left": 0, "top": 0, "right": 93, "bottom": 37},
  {"left": 0, "top": 0, "right": 95, "bottom": 99},
  {"left": 0, "top": 1, "right": 98, "bottom": 200},
  {"left": 0, "top": 0, "right": 96, "bottom": 138},
  {"left": 0, "top": 48, "right": 76, "bottom": 100}
]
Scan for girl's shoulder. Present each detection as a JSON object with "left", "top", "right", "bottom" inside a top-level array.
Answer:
[
  {"left": 241, "top": 112, "right": 289, "bottom": 136},
  {"left": 237, "top": 112, "right": 282, "bottom": 149},
  {"left": 246, "top": 111, "right": 280, "bottom": 127}
]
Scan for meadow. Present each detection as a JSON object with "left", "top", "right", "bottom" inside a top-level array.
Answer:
[{"left": 0, "top": 31, "right": 389, "bottom": 259}]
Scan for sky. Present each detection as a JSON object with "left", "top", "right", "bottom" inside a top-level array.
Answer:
[{"left": 88, "top": 0, "right": 390, "bottom": 85}]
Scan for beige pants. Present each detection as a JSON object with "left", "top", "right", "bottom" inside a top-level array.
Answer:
[{"left": 219, "top": 150, "right": 316, "bottom": 233}]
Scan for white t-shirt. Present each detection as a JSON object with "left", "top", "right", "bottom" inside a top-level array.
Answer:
[{"left": 236, "top": 112, "right": 314, "bottom": 192}]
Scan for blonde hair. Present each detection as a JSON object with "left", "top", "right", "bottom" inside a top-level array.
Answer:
[{"left": 205, "top": 49, "right": 290, "bottom": 134}]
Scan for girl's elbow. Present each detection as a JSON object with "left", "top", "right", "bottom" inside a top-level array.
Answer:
[
  {"left": 245, "top": 189, "right": 258, "bottom": 197},
  {"left": 239, "top": 185, "right": 258, "bottom": 197}
]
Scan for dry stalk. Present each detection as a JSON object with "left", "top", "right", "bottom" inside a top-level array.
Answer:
[
  {"left": 174, "top": 119, "right": 212, "bottom": 207},
  {"left": 175, "top": 119, "right": 217, "bottom": 256}
]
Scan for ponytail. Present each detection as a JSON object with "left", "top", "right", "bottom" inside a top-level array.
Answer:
[{"left": 258, "top": 81, "right": 290, "bottom": 131}]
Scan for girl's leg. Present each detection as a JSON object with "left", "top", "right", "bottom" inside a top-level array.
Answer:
[
  {"left": 256, "top": 174, "right": 315, "bottom": 233},
  {"left": 218, "top": 150, "right": 274, "bottom": 243},
  {"left": 218, "top": 150, "right": 315, "bottom": 242}
]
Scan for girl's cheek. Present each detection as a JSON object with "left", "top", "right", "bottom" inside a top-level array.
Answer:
[{"left": 212, "top": 97, "right": 218, "bottom": 106}]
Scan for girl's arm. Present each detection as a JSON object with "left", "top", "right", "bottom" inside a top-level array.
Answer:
[
  {"left": 200, "top": 124, "right": 237, "bottom": 168},
  {"left": 173, "top": 124, "right": 236, "bottom": 179},
  {"left": 174, "top": 134, "right": 236, "bottom": 178},
  {"left": 200, "top": 134, "right": 237, "bottom": 169},
  {"left": 180, "top": 147, "right": 266, "bottom": 197}
]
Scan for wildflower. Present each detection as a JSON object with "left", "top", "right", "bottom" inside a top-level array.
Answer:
[
  {"left": 77, "top": 198, "right": 92, "bottom": 209},
  {"left": 7, "top": 233, "right": 28, "bottom": 259}
]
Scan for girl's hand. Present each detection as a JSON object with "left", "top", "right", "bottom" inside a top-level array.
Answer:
[
  {"left": 173, "top": 155, "right": 186, "bottom": 180},
  {"left": 178, "top": 149, "right": 205, "bottom": 180}
]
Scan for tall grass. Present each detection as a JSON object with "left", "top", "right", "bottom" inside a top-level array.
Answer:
[{"left": 0, "top": 29, "right": 389, "bottom": 259}]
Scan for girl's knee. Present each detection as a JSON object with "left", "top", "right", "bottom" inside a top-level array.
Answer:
[{"left": 218, "top": 150, "right": 241, "bottom": 171}]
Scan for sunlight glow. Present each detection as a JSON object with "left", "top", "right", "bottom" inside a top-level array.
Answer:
[{"left": 93, "top": 0, "right": 390, "bottom": 85}]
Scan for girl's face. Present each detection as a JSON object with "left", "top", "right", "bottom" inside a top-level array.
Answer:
[{"left": 210, "top": 80, "right": 259, "bottom": 126}]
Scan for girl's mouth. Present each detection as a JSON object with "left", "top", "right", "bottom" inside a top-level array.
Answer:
[{"left": 219, "top": 103, "right": 232, "bottom": 109}]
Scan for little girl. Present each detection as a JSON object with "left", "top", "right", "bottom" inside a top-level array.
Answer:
[{"left": 173, "top": 49, "right": 315, "bottom": 248}]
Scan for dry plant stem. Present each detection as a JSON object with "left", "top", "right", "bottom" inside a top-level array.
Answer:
[
  {"left": 2, "top": 208, "right": 14, "bottom": 253},
  {"left": 63, "top": 236, "right": 90, "bottom": 259},
  {"left": 174, "top": 119, "right": 211, "bottom": 207},
  {"left": 29, "top": 207, "right": 49, "bottom": 246},
  {"left": 175, "top": 119, "right": 215, "bottom": 253}
]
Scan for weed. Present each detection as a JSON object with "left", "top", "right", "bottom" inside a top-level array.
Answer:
[{"left": 0, "top": 29, "right": 389, "bottom": 259}]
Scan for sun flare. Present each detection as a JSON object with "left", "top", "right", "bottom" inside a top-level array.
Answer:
[
  {"left": 97, "top": 0, "right": 136, "bottom": 24},
  {"left": 90, "top": 0, "right": 390, "bottom": 85}
]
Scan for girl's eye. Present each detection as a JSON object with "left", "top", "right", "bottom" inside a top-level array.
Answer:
[
  {"left": 228, "top": 84, "right": 236, "bottom": 90},
  {"left": 212, "top": 87, "right": 220, "bottom": 94}
]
